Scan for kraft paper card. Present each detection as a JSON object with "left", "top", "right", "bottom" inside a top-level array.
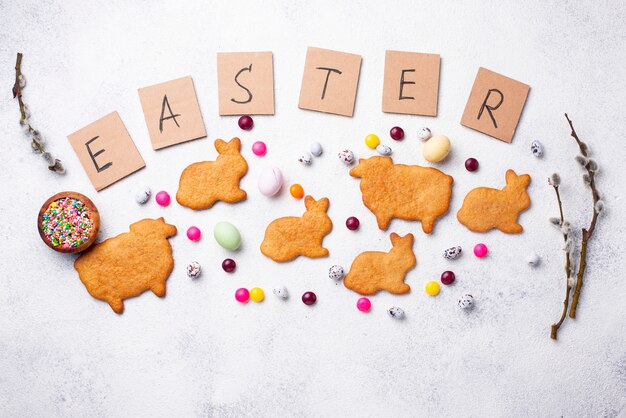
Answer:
[
  {"left": 382, "top": 50, "right": 440, "bottom": 116},
  {"left": 298, "top": 47, "right": 362, "bottom": 117},
  {"left": 68, "top": 112, "right": 145, "bottom": 191},
  {"left": 217, "top": 52, "right": 275, "bottom": 115},
  {"left": 461, "top": 67, "right": 530, "bottom": 143},
  {"left": 138, "top": 76, "right": 207, "bottom": 150}
]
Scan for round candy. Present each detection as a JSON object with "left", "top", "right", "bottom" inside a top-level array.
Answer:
[
  {"left": 376, "top": 144, "right": 392, "bottom": 156},
  {"left": 186, "top": 261, "right": 201, "bottom": 279},
  {"left": 310, "top": 142, "right": 323, "bottom": 157},
  {"left": 417, "top": 127, "right": 432, "bottom": 142},
  {"left": 527, "top": 253, "right": 541, "bottom": 267},
  {"left": 425, "top": 281, "right": 440, "bottom": 296},
  {"left": 338, "top": 149, "right": 355, "bottom": 165},
  {"left": 250, "top": 287, "right": 265, "bottom": 302},
  {"left": 135, "top": 187, "right": 151, "bottom": 204},
  {"left": 423, "top": 135, "right": 451, "bottom": 163},
  {"left": 357, "top": 297, "right": 371, "bottom": 312},
  {"left": 458, "top": 294, "right": 474, "bottom": 310},
  {"left": 365, "top": 134, "right": 380, "bottom": 149},
  {"left": 186, "top": 226, "right": 201, "bottom": 241},
  {"left": 302, "top": 291, "right": 317, "bottom": 305},
  {"left": 387, "top": 306, "right": 405, "bottom": 319},
  {"left": 443, "top": 246, "right": 462, "bottom": 260},
  {"left": 258, "top": 167, "right": 283, "bottom": 196},
  {"left": 328, "top": 265, "right": 345, "bottom": 281},
  {"left": 273, "top": 285, "right": 289, "bottom": 299},
  {"left": 235, "top": 288, "right": 249, "bottom": 303},
  {"left": 531, "top": 140, "right": 543, "bottom": 158},
  {"left": 474, "top": 243, "right": 488, "bottom": 258},
  {"left": 390, "top": 126, "right": 404, "bottom": 140},
  {"left": 465, "top": 158, "right": 479, "bottom": 172},
  {"left": 290, "top": 184, "right": 304, "bottom": 199},
  {"left": 238, "top": 115, "right": 253, "bottom": 130},
  {"left": 214, "top": 221, "right": 241, "bottom": 251},
  {"left": 252, "top": 141, "right": 267, "bottom": 156},
  {"left": 298, "top": 152, "right": 313, "bottom": 165},
  {"left": 222, "top": 258, "right": 236, "bottom": 272},
  {"left": 441, "top": 271, "right": 456, "bottom": 285},
  {"left": 346, "top": 216, "right": 360, "bottom": 231},
  {"left": 155, "top": 191, "right": 170, "bottom": 206}
]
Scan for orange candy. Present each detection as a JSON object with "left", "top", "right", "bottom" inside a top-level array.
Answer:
[{"left": 289, "top": 184, "right": 304, "bottom": 199}]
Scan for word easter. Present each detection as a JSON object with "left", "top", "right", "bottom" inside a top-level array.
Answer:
[{"left": 67, "top": 47, "right": 530, "bottom": 191}]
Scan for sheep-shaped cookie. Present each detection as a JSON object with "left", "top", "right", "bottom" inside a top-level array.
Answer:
[
  {"left": 344, "top": 233, "right": 416, "bottom": 295},
  {"left": 260, "top": 196, "right": 332, "bottom": 262},
  {"left": 457, "top": 169, "right": 531, "bottom": 233},
  {"left": 177, "top": 137, "right": 248, "bottom": 210},
  {"left": 350, "top": 156, "right": 453, "bottom": 234},
  {"left": 74, "top": 218, "right": 177, "bottom": 313}
]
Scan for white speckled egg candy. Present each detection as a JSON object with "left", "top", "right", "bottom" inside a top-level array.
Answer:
[
  {"left": 310, "top": 142, "right": 323, "bottom": 157},
  {"left": 376, "top": 144, "right": 392, "bottom": 155}
]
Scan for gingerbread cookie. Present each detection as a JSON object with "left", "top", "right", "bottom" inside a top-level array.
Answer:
[
  {"left": 350, "top": 156, "right": 453, "bottom": 233},
  {"left": 260, "top": 196, "right": 332, "bottom": 262},
  {"left": 457, "top": 169, "right": 531, "bottom": 233},
  {"left": 74, "top": 218, "right": 177, "bottom": 313},
  {"left": 176, "top": 137, "right": 248, "bottom": 210},
  {"left": 344, "top": 233, "right": 415, "bottom": 295}
]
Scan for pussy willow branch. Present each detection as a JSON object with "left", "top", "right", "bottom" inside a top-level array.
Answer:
[
  {"left": 550, "top": 183, "right": 572, "bottom": 340},
  {"left": 565, "top": 113, "right": 600, "bottom": 319}
]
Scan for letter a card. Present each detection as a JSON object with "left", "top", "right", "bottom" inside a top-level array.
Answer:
[
  {"left": 67, "top": 111, "right": 145, "bottom": 191},
  {"left": 217, "top": 52, "right": 275, "bottom": 115},
  {"left": 299, "top": 47, "right": 362, "bottom": 117},
  {"left": 138, "top": 76, "right": 207, "bottom": 150},
  {"left": 461, "top": 67, "right": 530, "bottom": 143}
]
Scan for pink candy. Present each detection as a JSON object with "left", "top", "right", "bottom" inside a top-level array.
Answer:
[
  {"left": 356, "top": 297, "right": 371, "bottom": 312},
  {"left": 474, "top": 243, "right": 488, "bottom": 258},
  {"left": 235, "top": 288, "right": 250, "bottom": 303},
  {"left": 155, "top": 191, "right": 170, "bottom": 206},
  {"left": 252, "top": 141, "right": 267, "bottom": 156},
  {"left": 186, "top": 226, "right": 201, "bottom": 241}
]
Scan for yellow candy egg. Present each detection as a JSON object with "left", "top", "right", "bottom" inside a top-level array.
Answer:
[
  {"left": 365, "top": 134, "right": 380, "bottom": 149},
  {"left": 425, "top": 281, "right": 440, "bottom": 296},
  {"left": 250, "top": 287, "right": 265, "bottom": 302},
  {"left": 422, "top": 135, "right": 451, "bottom": 163}
]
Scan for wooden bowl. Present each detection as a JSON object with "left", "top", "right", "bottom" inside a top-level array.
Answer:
[{"left": 37, "top": 191, "right": 100, "bottom": 254}]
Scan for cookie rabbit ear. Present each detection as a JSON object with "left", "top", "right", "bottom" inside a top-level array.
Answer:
[
  {"left": 519, "top": 174, "right": 531, "bottom": 188},
  {"left": 316, "top": 197, "right": 329, "bottom": 212},
  {"left": 304, "top": 195, "right": 315, "bottom": 211},
  {"left": 228, "top": 137, "right": 241, "bottom": 151},
  {"left": 390, "top": 232, "right": 400, "bottom": 245},
  {"left": 215, "top": 139, "right": 227, "bottom": 153},
  {"left": 505, "top": 169, "right": 518, "bottom": 185}
]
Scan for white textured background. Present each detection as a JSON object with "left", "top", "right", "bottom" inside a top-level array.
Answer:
[{"left": 1, "top": 1, "right": 625, "bottom": 417}]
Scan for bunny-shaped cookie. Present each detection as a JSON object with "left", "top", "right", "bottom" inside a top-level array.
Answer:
[
  {"left": 260, "top": 196, "right": 332, "bottom": 262},
  {"left": 176, "top": 137, "right": 248, "bottom": 210},
  {"left": 344, "top": 233, "right": 416, "bottom": 295},
  {"left": 457, "top": 169, "right": 531, "bottom": 234}
]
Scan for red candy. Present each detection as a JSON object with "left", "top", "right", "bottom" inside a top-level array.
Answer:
[
  {"left": 441, "top": 271, "right": 455, "bottom": 285},
  {"left": 238, "top": 115, "right": 253, "bottom": 130},
  {"left": 302, "top": 291, "right": 317, "bottom": 305},
  {"left": 222, "top": 258, "right": 236, "bottom": 272},
  {"left": 346, "top": 216, "right": 360, "bottom": 231},
  {"left": 465, "top": 158, "right": 479, "bottom": 172},
  {"left": 390, "top": 126, "right": 404, "bottom": 140}
]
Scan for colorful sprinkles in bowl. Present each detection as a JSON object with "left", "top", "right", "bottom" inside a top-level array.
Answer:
[{"left": 40, "top": 197, "right": 94, "bottom": 249}]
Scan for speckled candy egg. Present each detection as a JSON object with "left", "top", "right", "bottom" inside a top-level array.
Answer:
[
  {"left": 135, "top": 187, "right": 151, "bottom": 204},
  {"left": 527, "top": 253, "right": 541, "bottom": 267},
  {"left": 273, "top": 285, "right": 289, "bottom": 299},
  {"left": 329, "top": 265, "right": 345, "bottom": 281},
  {"left": 417, "top": 127, "right": 432, "bottom": 142},
  {"left": 186, "top": 261, "right": 201, "bottom": 279},
  {"left": 376, "top": 144, "right": 392, "bottom": 156},
  {"left": 298, "top": 152, "right": 313, "bottom": 165},
  {"left": 387, "top": 306, "right": 405, "bottom": 319},
  {"left": 458, "top": 294, "right": 474, "bottom": 310},
  {"left": 531, "top": 140, "right": 544, "bottom": 158},
  {"left": 338, "top": 149, "right": 355, "bottom": 165},
  {"left": 443, "top": 246, "right": 462, "bottom": 260},
  {"left": 310, "top": 142, "right": 323, "bottom": 157}
]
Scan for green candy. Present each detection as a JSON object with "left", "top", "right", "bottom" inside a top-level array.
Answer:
[{"left": 213, "top": 221, "right": 241, "bottom": 251}]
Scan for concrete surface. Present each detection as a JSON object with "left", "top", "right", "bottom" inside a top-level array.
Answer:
[{"left": 1, "top": 1, "right": 625, "bottom": 416}]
